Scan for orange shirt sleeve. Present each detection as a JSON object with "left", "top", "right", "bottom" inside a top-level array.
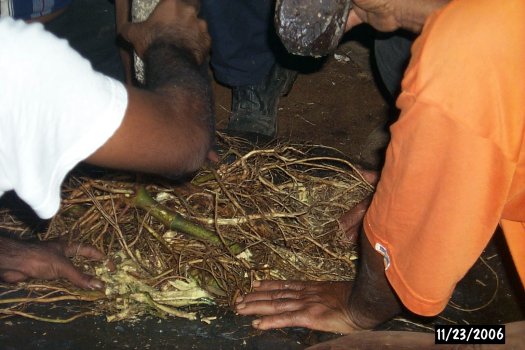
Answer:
[{"left": 363, "top": 0, "right": 525, "bottom": 316}]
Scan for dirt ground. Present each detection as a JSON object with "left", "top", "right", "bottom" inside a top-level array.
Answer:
[{"left": 1, "top": 29, "right": 524, "bottom": 350}]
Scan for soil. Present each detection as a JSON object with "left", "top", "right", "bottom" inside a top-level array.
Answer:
[{"left": 1, "top": 29, "right": 524, "bottom": 350}]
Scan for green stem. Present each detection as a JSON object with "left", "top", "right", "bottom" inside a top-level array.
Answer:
[{"left": 133, "top": 186, "right": 243, "bottom": 255}]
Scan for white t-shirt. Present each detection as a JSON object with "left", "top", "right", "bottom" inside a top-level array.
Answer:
[{"left": 0, "top": 18, "right": 128, "bottom": 219}]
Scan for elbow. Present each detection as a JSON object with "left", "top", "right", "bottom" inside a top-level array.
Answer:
[
  {"left": 160, "top": 88, "right": 215, "bottom": 178},
  {"left": 182, "top": 129, "right": 213, "bottom": 174},
  {"left": 164, "top": 120, "right": 214, "bottom": 179}
]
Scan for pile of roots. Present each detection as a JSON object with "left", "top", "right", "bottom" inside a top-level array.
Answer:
[{"left": 0, "top": 134, "right": 373, "bottom": 323}]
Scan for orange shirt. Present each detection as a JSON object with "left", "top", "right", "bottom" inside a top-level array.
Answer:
[{"left": 363, "top": 0, "right": 525, "bottom": 316}]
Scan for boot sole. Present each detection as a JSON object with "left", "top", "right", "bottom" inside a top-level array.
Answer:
[{"left": 275, "top": 0, "right": 352, "bottom": 57}]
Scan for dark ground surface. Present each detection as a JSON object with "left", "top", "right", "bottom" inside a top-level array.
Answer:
[{"left": 1, "top": 31, "right": 524, "bottom": 349}]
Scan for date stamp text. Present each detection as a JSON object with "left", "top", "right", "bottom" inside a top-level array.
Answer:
[{"left": 435, "top": 325, "right": 505, "bottom": 344}]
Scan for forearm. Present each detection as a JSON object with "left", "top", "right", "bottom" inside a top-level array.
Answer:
[
  {"left": 144, "top": 38, "right": 212, "bottom": 123},
  {"left": 87, "top": 0, "right": 213, "bottom": 177},
  {"left": 348, "top": 227, "right": 402, "bottom": 328},
  {"left": 396, "top": 0, "right": 450, "bottom": 33},
  {"left": 144, "top": 39, "right": 215, "bottom": 136},
  {"left": 125, "top": 0, "right": 213, "bottom": 140},
  {"left": 142, "top": 37, "right": 214, "bottom": 171}
]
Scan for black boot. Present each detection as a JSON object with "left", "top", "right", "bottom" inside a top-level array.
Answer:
[{"left": 228, "top": 64, "right": 297, "bottom": 138}]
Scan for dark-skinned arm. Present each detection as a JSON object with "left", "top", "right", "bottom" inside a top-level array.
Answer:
[
  {"left": 87, "top": 0, "right": 215, "bottom": 177},
  {"left": 0, "top": 0, "right": 214, "bottom": 290},
  {"left": 347, "top": 227, "right": 402, "bottom": 329}
]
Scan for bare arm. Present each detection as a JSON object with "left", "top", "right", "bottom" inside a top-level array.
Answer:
[
  {"left": 347, "top": 227, "right": 402, "bottom": 328},
  {"left": 0, "top": 0, "right": 213, "bottom": 290},
  {"left": 87, "top": 0, "right": 214, "bottom": 177}
]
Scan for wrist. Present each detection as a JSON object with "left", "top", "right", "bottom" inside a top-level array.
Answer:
[{"left": 347, "top": 229, "right": 403, "bottom": 329}]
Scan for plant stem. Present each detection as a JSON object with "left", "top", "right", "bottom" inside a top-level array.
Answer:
[{"left": 133, "top": 186, "right": 243, "bottom": 255}]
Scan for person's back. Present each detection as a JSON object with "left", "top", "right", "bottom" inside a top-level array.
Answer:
[
  {"left": 364, "top": 0, "right": 525, "bottom": 314},
  {"left": 232, "top": 0, "right": 525, "bottom": 338}
]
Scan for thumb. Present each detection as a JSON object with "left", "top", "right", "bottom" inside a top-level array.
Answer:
[
  {"left": 207, "top": 150, "right": 220, "bottom": 163},
  {"left": 345, "top": 9, "right": 364, "bottom": 32},
  {"left": 0, "top": 270, "right": 28, "bottom": 283}
]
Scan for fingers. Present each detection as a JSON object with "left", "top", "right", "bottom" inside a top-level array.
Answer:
[
  {"left": 39, "top": 241, "right": 106, "bottom": 290},
  {"left": 251, "top": 311, "right": 313, "bottom": 331},
  {"left": 234, "top": 280, "right": 357, "bottom": 333},
  {"left": 337, "top": 196, "right": 372, "bottom": 243},
  {"left": 235, "top": 280, "right": 325, "bottom": 316},
  {"left": 0, "top": 270, "right": 28, "bottom": 283},
  {"left": 63, "top": 243, "right": 107, "bottom": 289},
  {"left": 207, "top": 150, "right": 220, "bottom": 163},
  {"left": 236, "top": 297, "right": 307, "bottom": 316},
  {"left": 250, "top": 280, "right": 310, "bottom": 292},
  {"left": 54, "top": 260, "right": 104, "bottom": 290},
  {"left": 182, "top": 0, "right": 201, "bottom": 12},
  {"left": 63, "top": 242, "right": 106, "bottom": 261},
  {"left": 354, "top": 167, "right": 379, "bottom": 186},
  {"left": 235, "top": 283, "right": 318, "bottom": 330},
  {"left": 239, "top": 288, "right": 304, "bottom": 303},
  {"left": 155, "top": 0, "right": 199, "bottom": 23},
  {"left": 345, "top": 10, "right": 364, "bottom": 32},
  {"left": 251, "top": 307, "right": 358, "bottom": 334}
]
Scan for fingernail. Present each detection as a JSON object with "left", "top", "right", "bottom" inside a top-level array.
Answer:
[
  {"left": 236, "top": 303, "right": 246, "bottom": 310},
  {"left": 105, "top": 260, "right": 116, "bottom": 272},
  {"left": 90, "top": 279, "right": 104, "bottom": 290},
  {"left": 252, "top": 280, "right": 261, "bottom": 288},
  {"left": 252, "top": 319, "right": 261, "bottom": 328},
  {"left": 235, "top": 296, "right": 244, "bottom": 304}
]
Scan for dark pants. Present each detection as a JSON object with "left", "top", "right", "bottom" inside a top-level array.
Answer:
[
  {"left": 201, "top": 0, "right": 412, "bottom": 93},
  {"left": 201, "top": 0, "right": 277, "bottom": 87},
  {"left": 374, "top": 31, "right": 415, "bottom": 98},
  {"left": 44, "top": 0, "right": 125, "bottom": 82}
]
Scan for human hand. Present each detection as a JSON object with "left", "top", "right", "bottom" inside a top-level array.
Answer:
[
  {"left": 121, "top": 0, "right": 210, "bottom": 64},
  {"left": 346, "top": 0, "right": 402, "bottom": 32},
  {"left": 235, "top": 280, "right": 363, "bottom": 334},
  {"left": 207, "top": 150, "right": 219, "bottom": 163},
  {"left": 346, "top": 0, "right": 449, "bottom": 33},
  {"left": 0, "top": 237, "right": 106, "bottom": 290}
]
